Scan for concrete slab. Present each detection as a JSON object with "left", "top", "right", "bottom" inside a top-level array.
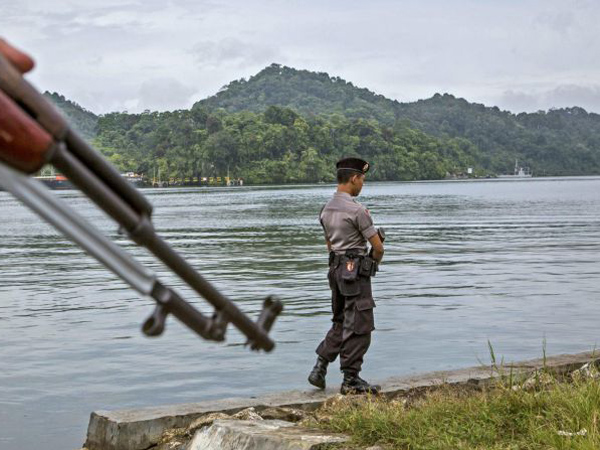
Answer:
[
  {"left": 85, "top": 351, "right": 598, "bottom": 450},
  {"left": 188, "top": 419, "right": 348, "bottom": 450}
]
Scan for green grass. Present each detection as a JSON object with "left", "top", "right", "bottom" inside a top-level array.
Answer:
[{"left": 316, "top": 367, "right": 600, "bottom": 449}]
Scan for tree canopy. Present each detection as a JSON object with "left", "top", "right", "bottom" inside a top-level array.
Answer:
[{"left": 91, "top": 107, "right": 478, "bottom": 183}]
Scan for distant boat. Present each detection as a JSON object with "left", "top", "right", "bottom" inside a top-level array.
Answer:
[
  {"left": 121, "top": 172, "right": 145, "bottom": 187},
  {"left": 33, "top": 174, "right": 73, "bottom": 190},
  {"left": 497, "top": 160, "right": 532, "bottom": 178}
]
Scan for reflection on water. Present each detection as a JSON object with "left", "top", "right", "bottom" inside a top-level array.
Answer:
[{"left": 1, "top": 178, "right": 600, "bottom": 450}]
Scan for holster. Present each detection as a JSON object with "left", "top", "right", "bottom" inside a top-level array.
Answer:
[{"left": 359, "top": 256, "right": 378, "bottom": 277}]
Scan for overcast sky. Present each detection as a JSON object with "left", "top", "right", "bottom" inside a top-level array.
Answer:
[{"left": 2, "top": 0, "right": 599, "bottom": 114}]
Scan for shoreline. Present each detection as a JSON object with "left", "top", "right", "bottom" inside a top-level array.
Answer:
[
  {"left": 6, "top": 174, "right": 598, "bottom": 194},
  {"left": 83, "top": 350, "right": 598, "bottom": 450}
]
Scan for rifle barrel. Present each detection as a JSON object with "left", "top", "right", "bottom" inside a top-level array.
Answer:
[
  {"left": 51, "top": 137, "right": 276, "bottom": 351},
  {"left": 0, "top": 161, "right": 156, "bottom": 295},
  {"left": 0, "top": 160, "right": 221, "bottom": 342}
]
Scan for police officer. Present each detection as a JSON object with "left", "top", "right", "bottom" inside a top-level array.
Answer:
[{"left": 308, "top": 157, "right": 384, "bottom": 395}]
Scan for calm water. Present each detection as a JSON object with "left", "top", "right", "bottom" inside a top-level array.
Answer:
[{"left": 1, "top": 178, "right": 600, "bottom": 450}]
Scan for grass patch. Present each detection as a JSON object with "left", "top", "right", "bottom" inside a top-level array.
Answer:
[{"left": 314, "top": 363, "right": 600, "bottom": 449}]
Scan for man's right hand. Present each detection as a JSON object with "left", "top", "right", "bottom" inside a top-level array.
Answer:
[
  {"left": 0, "top": 38, "right": 34, "bottom": 74},
  {"left": 368, "top": 233, "right": 384, "bottom": 263}
]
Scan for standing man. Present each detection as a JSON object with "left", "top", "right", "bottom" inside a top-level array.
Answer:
[{"left": 308, "top": 157, "right": 384, "bottom": 395}]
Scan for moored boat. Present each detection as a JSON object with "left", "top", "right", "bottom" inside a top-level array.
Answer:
[
  {"left": 121, "top": 172, "right": 145, "bottom": 187},
  {"left": 33, "top": 174, "right": 73, "bottom": 190}
]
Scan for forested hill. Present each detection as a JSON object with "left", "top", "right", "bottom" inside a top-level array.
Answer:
[
  {"left": 43, "top": 64, "right": 600, "bottom": 183},
  {"left": 193, "top": 64, "right": 600, "bottom": 176},
  {"left": 44, "top": 92, "right": 98, "bottom": 140},
  {"left": 193, "top": 63, "right": 400, "bottom": 124},
  {"left": 399, "top": 95, "right": 600, "bottom": 176}
]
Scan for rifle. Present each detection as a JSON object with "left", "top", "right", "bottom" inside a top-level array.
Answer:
[{"left": 0, "top": 53, "right": 282, "bottom": 351}]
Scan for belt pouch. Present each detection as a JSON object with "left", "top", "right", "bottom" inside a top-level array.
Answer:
[
  {"left": 341, "top": 256, "right": 359, "bottom": 281},
  {"left": 359, "top": 257, "right": 373, "bottom": 277},
  {"left": 338, "top": 256, "right": 361, "bottom": 296}
]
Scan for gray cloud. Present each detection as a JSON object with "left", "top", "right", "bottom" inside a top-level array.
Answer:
[
  {"left": 135, "top": 77, "right": 197, "bottom": 111},
  {"left": 2, "top": 0, "right": 600, "bottom": 114},
  {"left": 498, "top": 85, "right": 600, "bottom": 113},
  {"left": 191, "top": 38, "right": 282, "bottom": 69},
  {"left": 534, "top": 10, "right": 576, "bottom": 36}
]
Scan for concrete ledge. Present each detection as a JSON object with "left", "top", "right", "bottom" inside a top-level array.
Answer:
[{"left": 85, "top": 351, "right": 598, "bottom": 450}]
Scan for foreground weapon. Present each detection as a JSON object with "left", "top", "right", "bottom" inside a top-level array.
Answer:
[{"left": 0, "top": 53, "right": 282, "bottom": 351}]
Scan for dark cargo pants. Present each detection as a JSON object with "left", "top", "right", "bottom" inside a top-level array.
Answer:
[{"left": 315, "top": 261, "right": 375, "bottom": 374}]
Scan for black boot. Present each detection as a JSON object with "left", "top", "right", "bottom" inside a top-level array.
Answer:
[
  {"left": 340, "top": 371, "right": 381, "bottom": 395},
  {"left": 308, "top": 356, "right": 329, "bottom": 389}
]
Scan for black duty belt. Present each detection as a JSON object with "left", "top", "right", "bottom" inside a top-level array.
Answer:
[
  {"left": 329, "top": 249, "right": 363, "bottom": 266},
  {"left": 329, "top": 249, "right": 379, "bottom": 277}
]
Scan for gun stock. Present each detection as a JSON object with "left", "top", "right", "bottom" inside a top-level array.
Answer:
[
  {"left": 0, "top": 52, "right": 153, "bottom": 216},
  {"left": 0, "top": 90, "right": 54, "bottom": 173}
]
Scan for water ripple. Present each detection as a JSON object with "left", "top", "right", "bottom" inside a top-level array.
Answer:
[{"left": 0, "top": 178, "right": 600, "bottom": 450}]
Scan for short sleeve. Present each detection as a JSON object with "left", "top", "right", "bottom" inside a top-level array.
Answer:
[{"left": 356, "top": 207, "right": 377, "bottom": 240}]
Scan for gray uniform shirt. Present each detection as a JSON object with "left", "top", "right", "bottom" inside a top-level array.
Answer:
[{"left": 320, "top": 192, "right": 377, "bottom": 255}]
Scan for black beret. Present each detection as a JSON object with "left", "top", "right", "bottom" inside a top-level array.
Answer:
[{"left": 336, "top": 157, "right": 370, "bottom": 174}]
